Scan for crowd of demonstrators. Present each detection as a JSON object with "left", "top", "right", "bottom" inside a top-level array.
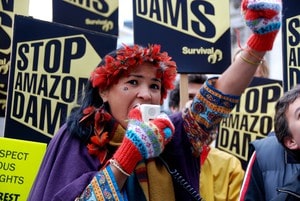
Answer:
[
  {"left": 168, "top": 74, "right": 245, "bottom": 201},
  {"left": 240, "top": 86, "right": 300, "bottom": 201},
  {"left": 28, "top": 0, "right": 282, "bottom": 200}
]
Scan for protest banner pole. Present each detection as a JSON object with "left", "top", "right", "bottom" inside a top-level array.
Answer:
[{"left": 179, "top": 74, "right": 188, "bottom": 110}]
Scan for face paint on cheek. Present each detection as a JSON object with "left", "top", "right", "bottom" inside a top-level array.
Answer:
[{"left": 123, "top": 87, "right": 128, "bottom": 91}]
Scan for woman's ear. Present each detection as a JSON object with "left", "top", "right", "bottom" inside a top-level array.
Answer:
[
  {"left": 99, "top": 89, "right": 108, "bottom": 102},
  {"left": 284, "top": 136, "right": 300, "bottom": 150}
]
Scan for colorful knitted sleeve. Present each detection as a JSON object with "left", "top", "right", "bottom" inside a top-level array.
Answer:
[
  {"left": 76, "top": 165, "right": 127, "bottom": 201},
  {"left": 183, "top": 78, "right": 240, "bottom": 156}
]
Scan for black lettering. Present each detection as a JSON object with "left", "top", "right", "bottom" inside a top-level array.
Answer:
[
  {"left": 227, "top": 114, "right": 239, "bottom": 129},
  {"left": 229, "top": 130, "right": 240, "bottom": 154},
  {"left": 14, "top": 72, "right": 23, "bottom": 90},
  {"left": 0, "top": 162, "right": 15, "bottom": 171},
  {"left": 288, "top": 18, "right": 300, "bottom": 46},
  {"left": 93, "top": 0, "right": 108, "bottom": 13},
  {"left": 1, "top": 0, "right": 14, "bottom": 11},
  {"left": 3, "top": 192, "right": 10, "bottom": 201},
  {"left": 150, "top": 0, "right": 161, "bottom": 21},
  {"left": 12, "top": 92, "right": 24, "bottom": 118},
  {"left": 63, "top": 37, "right": 86, "bottom": 73},
  {"left": 24, "top": 95, "right": 38, "bottom": 127},
  {"left": 245, "top": 88, "right": 259, "bottom": 113},
  {"left": 0, "top": 192, "right": 20, "bottom": 201},
  {"left": 219, "top": 128, "right": 229, "bottom": 147},
  {"left": 163, "top": 0, "right": 187, "bottom": 30},
  {"left": 44, "top": 40, "right": 61, "bottom": 73},
  {"left": 249, "top": 115, "right": 258, "bottom": 133},
  {"left": 18, "top": 176, "right": 24, "bottom": 185},
  {"left": 288, "top": 68, "right": 300, "bottom": 89},
  {"left": 137, "top": 0, "right": 147, "bottom": 15},
  {"left": 37, "top": 74, "right": 48, "bottom": 96},
  {"left": 31, "top": 41, "right": 44, "bottom": 71},
  {"left": 24, "top": 73, "right": 38, "bottom": 94},
  {"left": 39, "top": 99, "right": 68, "bottom": 134},
  {"left": 261, "top": 85, "right": 282, "bottom": 113},
  {"left": 240, "top": 115, "right": 248, "bottom": 130},
  {"left": 48, "top": 75, "right": 60, "bottom": 99},
  {"left": 259, "top": 116, "right": 273, "bottom": 136},
  {"left": 289, "top": 48, "right": 297, "bottom": 66},
  {"left": 15, "top": 193, "right": 21, "bottom": 200},
  {"left": 17, "top": 43, "right": 29, "bottom": 70},
  {"left": 288, "top": 47, "right": 300, "bottom": 67},
  {"left": 61, "top": 76, "right": 76, "bottom": 102},
  {"left": 191, "top": 1, "right": 215, "bottom": 38}
]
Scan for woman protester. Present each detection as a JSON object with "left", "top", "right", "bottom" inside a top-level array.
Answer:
[{"left": 28, "top": 0, "right": 282, "bottom": 200}]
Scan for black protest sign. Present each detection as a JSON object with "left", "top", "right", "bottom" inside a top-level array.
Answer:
[
  {"left": 52, "top": 0, "right": 119, "bottom": 36},
  {"left": 281, "top": 0, "right": 300, "bottom": 92},
  {"left": 133, "top": 0, "right": 231, "bottom": 74},
  {"left": 216, "top": 77, "right": 283, "bottom": 170},
  {"left": 0, "top": 0, "right": 29, "bottom": 117},
  {"left": 4, "top": 15, "right": 117, "bottom": 144}
]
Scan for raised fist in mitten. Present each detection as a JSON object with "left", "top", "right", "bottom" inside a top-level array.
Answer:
[
  {"left": 242, "top": 0, "right": 282, "bottom": 51},
  {"left": 112, "top": 106, "right": 175, "bottom": 175}
]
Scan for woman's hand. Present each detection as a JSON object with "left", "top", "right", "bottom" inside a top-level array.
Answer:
[
  {"left": 112, "top": 106, "right": 175, "bottom": 175},
  {"left": 242, "top": 0, "right": 282, "bottom": 51}
]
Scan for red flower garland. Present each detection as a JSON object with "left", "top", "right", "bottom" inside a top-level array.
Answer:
[
  {"left": 80, "top": 106, "right": 112, "bottom": 164},
  {"left": 90, "top": 44, "right": 177, "bottom": 102}
]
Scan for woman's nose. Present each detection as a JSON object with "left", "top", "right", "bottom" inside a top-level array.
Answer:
[{"left": 137, "top": 87, "right": 151, "bottom": 100}]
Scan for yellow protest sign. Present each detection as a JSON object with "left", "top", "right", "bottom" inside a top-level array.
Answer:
[{"left": 0, "top": 137, "right": 46, "bottom": 201}]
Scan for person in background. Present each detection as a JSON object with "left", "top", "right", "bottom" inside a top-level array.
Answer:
[
  {"left": 168, "top": 74, "right": 245, "bottom": 201},
  {"left": 28, "top": 0, "right": 282, "bottom": 200},
  {"left": 168, "top": 82, "right": 180, "bottom": 113},
  {"left": 168, "top": 74, "right": 207, "bottom": 113},
  {"left": 240, "top": 86, "right": 300, "bottom": 201}
]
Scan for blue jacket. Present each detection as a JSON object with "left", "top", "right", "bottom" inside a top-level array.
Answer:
[
  {"left": 240, "top": 135, "right": 300, "bottom": 201},
  {"left": 271, "top": 170, "right": 300, "bottom": 201}
]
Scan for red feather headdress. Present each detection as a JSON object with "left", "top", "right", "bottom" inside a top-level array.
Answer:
[{"left": 90, "top": 44, "right": 177, "bottom": 102}]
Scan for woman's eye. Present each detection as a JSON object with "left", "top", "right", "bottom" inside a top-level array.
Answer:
[
  {"left": 128, "top": 80, "right": 138, "bottom": 85},
  {"left": 151, "top": 84, "right": 160, "bottom": 90}
]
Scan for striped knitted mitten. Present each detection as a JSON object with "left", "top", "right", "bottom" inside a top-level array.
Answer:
[
  {"left": 242, "top": 0, "right": 282, "bottom": 51},
  {"left": 113, "top": 107, "right": 174, "bottom": 175}
]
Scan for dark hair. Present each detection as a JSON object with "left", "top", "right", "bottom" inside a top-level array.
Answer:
[
  {"left": 66, "top": 51, "right": 117, "bottom": 141},
  {"left": 168, "top": 83, "right": 180, "bottom": 108},
  {"left": 188, "top": 74, "right": 207, "bottom": 84},
  {"left": 168, "top": 74, "right": 207, "bottom": 109},
  {"left": 274, "top": 86, "right": 300, "bottom": 144}
]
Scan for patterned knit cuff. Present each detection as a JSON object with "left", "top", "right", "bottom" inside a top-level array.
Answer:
[
  {"left": 192, "top": 78, "right": 240, "bottom": 128},
  {"left": 77, "top": 166, "right": 126, "bottom": 200},
  {"left": 113, "top": 137, "right": 143, "bottom": 174},
  {"left": 247, "top": 32, "right": 279, "bottom": 51}
]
